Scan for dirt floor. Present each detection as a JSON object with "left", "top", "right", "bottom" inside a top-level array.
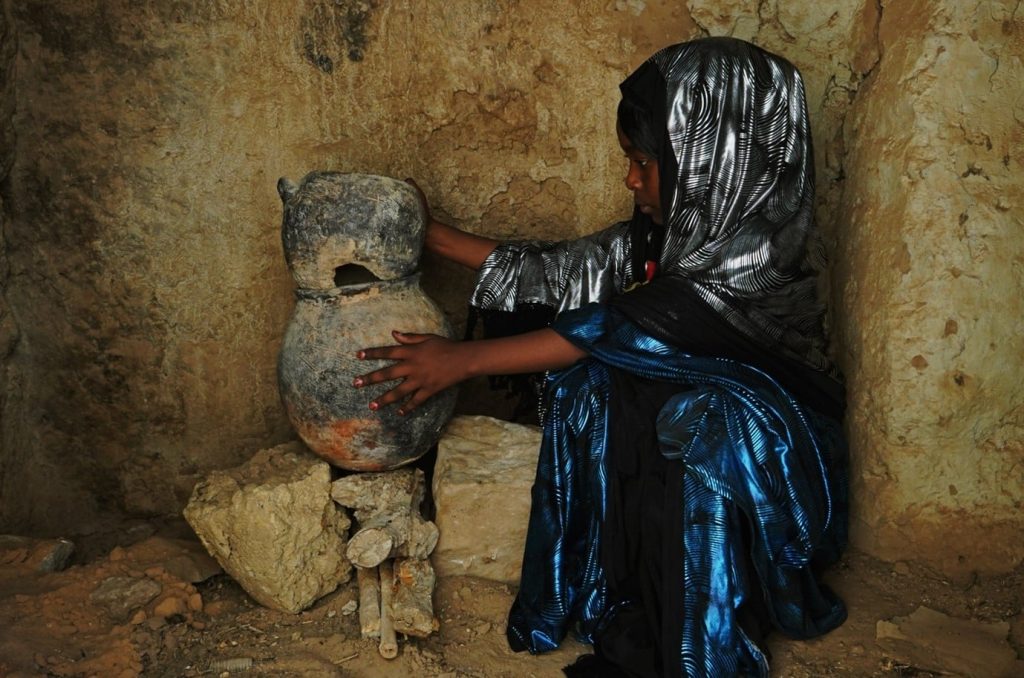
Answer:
[{"left": 0, "top": 518, "right": 1021, "bottom": 678}]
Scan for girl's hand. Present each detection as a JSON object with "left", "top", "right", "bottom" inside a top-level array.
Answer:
[
  {"left": 406, "top": 178, "right": 499, "bottom": 270},
  {"left": 353, "top": 330, "right": 468, "bottom": 415}
]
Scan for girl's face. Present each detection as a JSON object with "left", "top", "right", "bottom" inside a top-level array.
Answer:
[{"left": 617, "top": 122, "right": 663, "bottom": 225}]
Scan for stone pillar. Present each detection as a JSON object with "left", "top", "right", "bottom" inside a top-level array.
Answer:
[{"left": 833, "top": 0, "right": 1024, "bottom": 575}]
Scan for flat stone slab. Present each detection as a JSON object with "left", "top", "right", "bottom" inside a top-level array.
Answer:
[
  {"left": 876, "top": 605, "right": 1024, "bottom": 677},
  {"left": 431, "top": 416, "right": 541, "bottom": 583}
]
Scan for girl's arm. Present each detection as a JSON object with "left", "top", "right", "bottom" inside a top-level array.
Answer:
[
  {"left": 425, "top": 218, "right": 498, "bottom": 270},
  {"left": 354, "top": 329, "right": 587, "bottom": 415},
  {"left": 408, "top": 179, "right": 498, "bottom": 270}
]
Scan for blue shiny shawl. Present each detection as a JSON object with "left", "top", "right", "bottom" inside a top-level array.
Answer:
[{"left": 507, "top": 303, "right": 847, "bottom": 677}]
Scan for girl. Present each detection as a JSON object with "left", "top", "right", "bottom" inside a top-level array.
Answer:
[{"left": 355, "top": 37, "right": 847, "bottom": 677}]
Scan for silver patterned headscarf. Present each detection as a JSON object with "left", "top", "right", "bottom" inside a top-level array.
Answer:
[
  {"left": 636, "top": 37, "right": 834, "bottom": 374},
  {"left": 470, "top": 38, "right": 837, "bottom": 379}
]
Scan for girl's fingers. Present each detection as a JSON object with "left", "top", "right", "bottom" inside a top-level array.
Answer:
[
  {"left": 353, "top": 365, "right": 405, "bottom": 387},
  {"left": 391, "top": 330, "right": 432, "bottom": 345},
  {"left": 358, "top": 332, "right": 435, "bottom": 356},
  {"left": 371, "top": 382, "right": 417, "bottom": 409},
  {"left": 358, "top": 345, "right": 403, "bottom": 361},
  {"left": 397, "top": 389, "right": 432, "bottom": 416}
]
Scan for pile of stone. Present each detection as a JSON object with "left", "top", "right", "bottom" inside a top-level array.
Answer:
[
  {"left": 331, "top": 468, "right": 438, "bottom": 658},
  {"left": 183, "top": 415, "right": 542, "bottom": 658},
  {"left": 183, "top": 442, "right": 443, "bottom": 659}
]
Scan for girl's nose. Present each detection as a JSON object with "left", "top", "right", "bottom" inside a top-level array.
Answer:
[{"left": 625, "top": 162, "right": 642, "bottom": 191}]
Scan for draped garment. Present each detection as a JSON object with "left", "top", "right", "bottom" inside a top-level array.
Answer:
[
  {"left": 468, "top": 37, "right": 848, "bottom": 677},
  {"left": 502, "top": 302, "right": 847, "bottom": 676}
]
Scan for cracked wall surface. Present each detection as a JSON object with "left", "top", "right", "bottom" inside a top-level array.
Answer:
[
  {"left": 833, "top": 0, "right": 1024, "bottom": 575},
  {"left": 0, "top": 0, "right": 18, "bottom": 527},
  {"left": 0, "top": 0, "right": 690, "bottom": 532},
  {"left": 0, "top": 0, "right": 1020, "bottom": 575}
]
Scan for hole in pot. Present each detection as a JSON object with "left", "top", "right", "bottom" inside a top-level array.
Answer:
[{"left": 334, "top": 264, "right": 381, "bottom": 287}]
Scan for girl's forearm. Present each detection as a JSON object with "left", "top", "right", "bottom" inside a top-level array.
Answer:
[
  {"left": 425, "top": 219, "right": 499, "bottom": 271},
  {"left": 460, "top": 328, "right": 588, "bottom": 380}
]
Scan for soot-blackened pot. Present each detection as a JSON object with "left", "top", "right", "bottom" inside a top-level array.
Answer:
[{"left": 277, "top": 172, "right": 456, "bottom": 471}]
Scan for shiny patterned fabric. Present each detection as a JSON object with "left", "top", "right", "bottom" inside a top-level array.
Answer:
[
  {"left": 647, "top": 38, "right": 834, "bottom": 377},
  {"left": 507, "top": 304, "right": 847, "bottom": 676},
  {"left": 471, "top": 221, "right": 635, "bottom": 314},
  {"left": 473, "top": 37, "right": 836, "bottom": 378}
]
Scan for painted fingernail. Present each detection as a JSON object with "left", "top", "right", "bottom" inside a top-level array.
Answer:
[
  {"left": 353, "top": 377, "right": 363, "bottom": 387},
  {"left": 356, "top": 350, "right": 365, "bottom": 359},
  {"left": 397, "top": 408, "right": 406, "bottom": 416},
  {"left": 369, "top": 402, "right": 379, "bottom": 411}
]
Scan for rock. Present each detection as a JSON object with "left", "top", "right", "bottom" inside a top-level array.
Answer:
[
  {"left": 331, "top": 468, "right": 426, "bottom": 520},
  {"left": 163, "top": 551, "right": 222, "bottom": 583},
  {"left": 378, "top": 560, "right": 398, "bottom": 659},
  {"left": 204, "top": 600, "right": 234, "bottom": 617},
  {"left": 346, "top": 528, "right": 394, "bottom": 569},
  {"left": 103, "top": 535, "right": 222, "bottom": 584},
  {"left": 124, "top": 523, "right": 157, "bottom": 543},
  {"left": 333, "top": 469, "right": 439, "bottom": 567},
  {"left": 345, "top": 517, "right": 438, "bottom": 568},
  {"left": 90, "top": 576, "right": 162, "bottom": 621},
  {"left": 876, "top": 605, "right": 1024, "bottom": 678},
  {"left": 35, "top": 538, "right": 74, "bottom": 572},
  {"left": 0, "top": 535, "right": 75, "bottom": 572},
  {"left": 183, "top": 442, "right": 353, "bottom": 613},
  {"left": 153, "top": 595, "right": 188, "bottom": 618},
  {"left": 389, "top": 557, "right": 437, "bottom": 638},
  {"left": 432, "top": 416, "right": 542, "bottom": 582}
]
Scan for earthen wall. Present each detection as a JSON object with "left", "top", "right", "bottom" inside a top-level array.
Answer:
[{"left": 0, "top": 1, "right": 1020, "bottom": 575}]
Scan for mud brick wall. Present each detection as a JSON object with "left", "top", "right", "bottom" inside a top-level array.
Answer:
[{"left": 0, "top": 1, "right": 1020, "bottom": 576}]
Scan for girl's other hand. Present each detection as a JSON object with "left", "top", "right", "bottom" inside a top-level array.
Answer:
[{"left": 353, "top": 330, "right": 467, "bottom": 415}]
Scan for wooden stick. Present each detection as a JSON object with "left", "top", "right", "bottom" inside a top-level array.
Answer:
[
  {"left": 377, "top": 560, "right": 398, "bottom": 659},
  {"left": 356, "top": 566, "right": 381, "bottom": 639}
]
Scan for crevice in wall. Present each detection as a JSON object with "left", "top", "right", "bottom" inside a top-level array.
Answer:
[
  {"left": 0, "top": 0, "right": 25, "bottom": 532},
  {"left": 756, "top": 0, "right": 795, "bottom": 43}
]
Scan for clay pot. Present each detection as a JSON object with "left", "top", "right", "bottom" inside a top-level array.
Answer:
[{"left": 277, "top": 172, "right": 457, "bottom": 471}]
